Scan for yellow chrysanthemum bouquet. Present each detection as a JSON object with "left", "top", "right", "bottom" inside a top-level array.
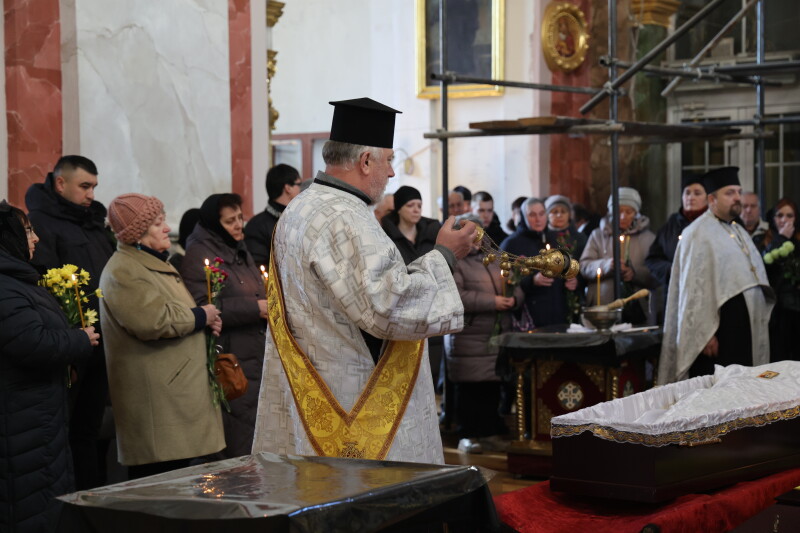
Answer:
[{"left": 39, "top": 264, "right": 103, "bottom": 328}]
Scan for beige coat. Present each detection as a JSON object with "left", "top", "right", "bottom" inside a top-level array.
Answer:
[{"left": 99, "top": 244, "right": 224, "bottom": 465}]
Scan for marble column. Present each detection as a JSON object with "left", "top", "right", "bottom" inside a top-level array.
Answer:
[
  {"left": 229, "top": 0, "right": 253, "bottom": 217},
  {"left": 5, "top": 0, "right": 62, "bottom": 208},
  {"left": 61, "top": 0, "right": 232, "bottom": 226},
  {"left": 630, "top": 0, "right": 680, "bottom": 229}
]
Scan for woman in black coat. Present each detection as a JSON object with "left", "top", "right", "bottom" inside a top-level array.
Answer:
[
  {"left": 0, "top": 201, "right": 98, "bottom": 532},
  {"left": 180, "top": 194, "right": 267, "bottom": 458},
  {"left": 380, "top": 186, "right": 441, "bottom": 265},
  {"left": 500, "top": 198, "right": 570, "bottom": 328}
]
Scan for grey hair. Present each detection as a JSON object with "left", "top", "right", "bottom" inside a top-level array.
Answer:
[
  {"left": 322, "top": 140, "right": 383, "bottom": 169},
  {"left": 521, "top": 197, "right": 544, "bottom": 214}
]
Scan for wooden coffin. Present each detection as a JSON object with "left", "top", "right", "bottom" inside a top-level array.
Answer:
[{"left": 549, "top": 363, "right": 800, "bottom": 503}]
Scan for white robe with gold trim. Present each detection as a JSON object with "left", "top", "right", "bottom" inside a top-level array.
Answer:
[
  {"left": 658, "top": 210, "right": 775, "bottom": 383},
  {"left": 252, "top": 176, "right": 464, "bottom": 464}
]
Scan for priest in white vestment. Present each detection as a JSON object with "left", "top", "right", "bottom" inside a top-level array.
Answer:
[
  {"left": 252, "top": 98, "right": 477, "bottom": 464},
  {"left": 659, "top": 167, "right": 775, "bottom": 383}
]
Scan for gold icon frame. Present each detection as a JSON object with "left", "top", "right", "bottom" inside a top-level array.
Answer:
[{"left": 541, "top": 2, "right": 589, "bottom": 73}]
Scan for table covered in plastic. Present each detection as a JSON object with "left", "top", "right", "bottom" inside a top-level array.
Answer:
[{"left": 57, "top": 452, "right": 499, "bottom": 532}]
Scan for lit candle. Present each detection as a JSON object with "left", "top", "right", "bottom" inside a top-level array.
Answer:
[
  {"left": 204, "top": 258, "right": 212, "bottom": 304},
  {"left": 260, "top": 265, "right": 269, "bottom": 294},
  {"left": 545, "top": 243, "right": 551, "bottom": 251},
  {"left": 72, "top": 274, "right": 86, "bottom": 328},
  {"left": 625, "top": 235, "right": 631, "bottom": 263},
  {"left": 596, "top": 268, "right": 602, "bottom": 306},
  {"left": 619, "top": 235, "right": 625, "bottom": 263}
]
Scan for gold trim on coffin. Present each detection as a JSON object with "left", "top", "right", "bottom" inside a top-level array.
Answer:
[
  {"left": 266, "top": 256, "right": 425, "bottom": 460},
  {"left": 551, "top": 405, "right": 800, "bottom": 447}
]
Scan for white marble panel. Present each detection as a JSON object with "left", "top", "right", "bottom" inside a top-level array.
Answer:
[{"left": 65, "top": 0, "right": 231, "bottom": 226}]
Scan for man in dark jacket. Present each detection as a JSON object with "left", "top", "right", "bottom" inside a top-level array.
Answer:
[
  {"left": 244, "top": 164, "right": 302, "bottom": 266},
  {"left": 25, "top": 155, "right": 115, "bottom": 490},
  {"left": 471, "top": 191, "right": 508, "bottom": 244}
]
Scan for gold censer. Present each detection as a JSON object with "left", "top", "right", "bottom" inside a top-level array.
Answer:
[{"left": 472, "top": 226, "right": 580, "bottom": 279}]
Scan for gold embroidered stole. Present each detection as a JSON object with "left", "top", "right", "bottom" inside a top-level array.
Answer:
[{"left": 266, "top": 255, "right": 425, "bottom": 460}]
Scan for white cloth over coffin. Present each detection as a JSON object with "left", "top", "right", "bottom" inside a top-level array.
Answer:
[
  {"left": 251, "top": 175, "right": 464, "bottom": 464},
  {"left": 658, "top": 210, "right": 774, "bottom": 383},
  {"left": 552, "top": 361, "right": 800, "bottom": 438}
]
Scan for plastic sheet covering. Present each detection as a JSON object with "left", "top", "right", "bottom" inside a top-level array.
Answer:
[
  {"left": 552, "top": 361, "right": 800, "bottom": 446},
  {"left": 495, "top": 324, "right": 661, "bottom": 355},
  {"left": 57, "top": 452, "right": 498, "bottom": 533}
]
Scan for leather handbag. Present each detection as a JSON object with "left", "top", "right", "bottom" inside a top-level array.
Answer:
[{"left": 214, "top": 351, "right": 248, "bottom": 401}]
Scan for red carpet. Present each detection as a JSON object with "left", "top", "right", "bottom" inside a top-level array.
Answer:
[{"left": 494, "top": 468, "right": 800, "bottom": 533}]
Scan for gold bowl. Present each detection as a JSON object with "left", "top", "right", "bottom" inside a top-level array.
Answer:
[{"left": 582, "top": 307, "right": 622, "bottom": 332}]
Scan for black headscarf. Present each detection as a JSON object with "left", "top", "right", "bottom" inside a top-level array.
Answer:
[
  {"left": 0, "top": 200, "right": 30, "bottom": 262},
  {"left": 199, "top": 194, "right": 241, "bottom": 250}
]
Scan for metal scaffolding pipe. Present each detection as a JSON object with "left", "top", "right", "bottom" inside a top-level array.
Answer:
[
  {"left": 690, "top": 115, "right": 800, "bottom": 127},
  {"left": 430, "top": 72, "right": 600, "bottom": 95},
  {"left": 714, "top": 59, "right": 800, "bottom": 75},
  {"left": 422, "top": 123, "right": 625, "bottom": 139},
  {"left": 439, "top": 0, "right": 450, "bottom": 221},
  {"left": 662, "top": 0, "right": 759, "bottom": 97},
  {"left": 601, "top": 57, "right": 779, "bottom": 87},
  {"left": 756, "top": 0, "right": 766, "bottom": 206},
  {"left": 580, "top": 0, "right": 729, "bottom": 115},
  {"left": 609, "top": 0, "right": 621, "bottom": 300}
]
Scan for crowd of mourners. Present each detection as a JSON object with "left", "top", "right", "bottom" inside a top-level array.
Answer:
[{"left": 1, "top": 155, "right": 798, "bottom": 530}]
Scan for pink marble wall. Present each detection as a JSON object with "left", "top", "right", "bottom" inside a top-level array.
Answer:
[
  {"left": 5, "top": 0, "right": 62, "bottom": 208},
  {"left": 229, "top": 0, "right": 253, "bottom": 218}
]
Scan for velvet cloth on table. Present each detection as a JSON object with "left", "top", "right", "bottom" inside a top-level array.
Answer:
[
  {"left": 494, "top": 467, "right": 800, "bottom": 533},
  {"left": 0, "top": 249, "right": 93, "bottom": 532},
  {"left": 180, "top": 224, "right": 267, "bottom": 458}
]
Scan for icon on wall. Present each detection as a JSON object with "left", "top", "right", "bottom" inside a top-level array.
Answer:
[{"left": 541, "top": 2, "right": 589, "bottom": 73}]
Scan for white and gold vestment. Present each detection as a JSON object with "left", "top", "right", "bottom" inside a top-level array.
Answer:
[{"left": 252, "top": 173, "right": 464, "bottom": 464}]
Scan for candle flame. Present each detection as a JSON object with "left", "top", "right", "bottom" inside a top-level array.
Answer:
[
  {"left": 597, "top": 267, "right": 602, "bottom": 276},
  {"left": 545, "top": 243, "right": 550, "bottom": 251},
  {"left": 619, "top": 235, "right": 625, "bottom": 243},
  {"left": 678, "top": 234, "right": 682, "bottom": 240},
  {"left": 260, "top": 265, "right": 266, "bottom": 273},
  {"left": 204, "top": 258, "right": 210, "bottom": 267},
  {"left": 72, "top": 274, "right": 77, "bottom": 281}
]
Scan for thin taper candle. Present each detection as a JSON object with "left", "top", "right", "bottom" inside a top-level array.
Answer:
[
  {"left": 204, "top": 258, "right": 212, "bottom": 304},
  {"left": 596, "top": 268, "right": 601, "bottom": 306}
]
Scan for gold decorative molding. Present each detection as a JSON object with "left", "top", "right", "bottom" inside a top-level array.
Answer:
[
  {"left": 632, "top": 0, "right": 681, "bottom": 28},
  {"left": 266, "top": 1, "right": 285, "bottom": 27},
  {"left": 267, "top": 49, "right": 279, "bottom": 131}
]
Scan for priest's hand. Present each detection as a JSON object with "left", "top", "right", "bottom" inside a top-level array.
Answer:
[
  {"left": 702, "top": 335, "right": 719, "bottom": 357},
  {"left": 495, "top": 296, "right": 515, "bottom": 311},
  {"left": 437, "top": 216, "right": 478, "bottom": 259}
]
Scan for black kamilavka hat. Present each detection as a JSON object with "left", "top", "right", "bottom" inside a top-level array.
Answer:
[
  {"left": 329, "top": 98, "right": 401, "bottom": 149},
  {"left": 702, "top": 166, "right": 740, "bottom": 194}
]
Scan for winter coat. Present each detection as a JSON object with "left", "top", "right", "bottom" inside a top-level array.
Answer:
[
  {"left": 645, "top": 209, "right": 695, "bottom": 289},
  {"left": 445, "top": 251, "right": 523, "bottom": 383},
  {"left": 580, "top": 215, "right": 659, "bottom": 323},
  {"left": 180, "top": 225, "right": 266, "bottom": 457},
  {"left": 500, "top": 223, "right": 575, "bottom": 328},
  {"left": 381, "top": 214, "right": 441, "bottom": 266},
  {"left": 759, "top": 233, "right": 800, "bottom": 361},
  {"left": 25, "top": 175, "right": 115, "bottom": 310},
  {"left": 244, "top": 201, "right": 284, "bottom": 267},
  {"left": 0, "top": 250, "right": 92, "bottom": 533},
  {"left": 99, "top": 244, "right": 225, "bottom": 466},
  {"left": 485, "top": 214, "right": 508, "bottom": 245}
]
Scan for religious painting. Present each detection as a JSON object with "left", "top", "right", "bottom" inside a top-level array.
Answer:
[
  {"left": 541, "top": 2, "right": 589, "bottom": 73},
  {"left": 415, "top": 0, "right": 505, "bottom": 99}
]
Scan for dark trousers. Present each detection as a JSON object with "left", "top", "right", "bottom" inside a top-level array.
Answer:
[
  {"left": 453, "top": 381, "right": 507, "bottom": 438},
  {"left": 690, "top": 293, "right": 752, "bottom": 377},
  {"left": 68, "top": 345, "right": 109, "bottom": 490},
  {"left": 128, "top": 458, "right": 193, "bottom": 480}
]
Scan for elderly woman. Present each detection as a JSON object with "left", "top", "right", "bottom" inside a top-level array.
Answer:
[
  {"left": 381, "top": 185, "right": 441, "bottom": 264},
  {"left": 756, "top": 198, "right": 800, "bottom": 362},
  {"left": 446, "top": 215, "right": 522, "bottom": 454},
  {"left": 646, "top": 174, "right": 707, "bottom": 292},
  {"left": 180, "top": 193, "right": 267, "bottom": 458},
  {"left": 580, "top": 187, "right": 657, "bottom": 325},
  {"left": 0, "top": 201, "right": 98, "bottom": 531},
  {"left": 501, "top": 197, "right": 574, "bottom": 328},
  {"left": 100, "top": 193, "right": 224, "bottom": 479}
]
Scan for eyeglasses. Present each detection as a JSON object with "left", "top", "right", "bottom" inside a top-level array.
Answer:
[{"left": 24, "top": 226, "right": 36, "bottom": 236}]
